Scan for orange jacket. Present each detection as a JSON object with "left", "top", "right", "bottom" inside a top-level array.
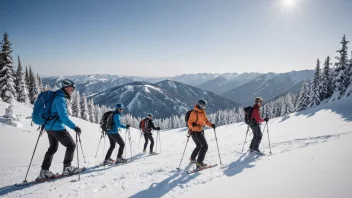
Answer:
[{"left": 187, "top": 105, "right": 212, "bottom": 132}]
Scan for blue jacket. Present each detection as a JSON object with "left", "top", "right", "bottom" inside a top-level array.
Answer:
[
  {"left": 44, "top": 89, "right": 77, "bottom": 131},
  {"left": 106, "top": 111, "right": 126, "bottom": 134}
]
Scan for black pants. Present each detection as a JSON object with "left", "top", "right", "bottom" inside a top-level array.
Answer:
[
  {"left": 41, "top": 129, "right": 76, "bottom": 170},
  {"left": 249, "top": 123, "right": 262, "bottom": 150},
  {"left": 143, "top": 132, "right": 154, "bottom": 152},
  {"left": 105, "top": 133, "right": 125, "bottom": 160},
  {"left": 190, "top": 131, "right": 208, "bottom": 163}
]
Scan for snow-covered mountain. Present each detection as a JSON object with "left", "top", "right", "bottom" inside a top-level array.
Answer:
[
  {"left": 156, "top": 80, "right": 241, "bottom": 110},
  {"left": 222, "top": 70, "right": 314, "bottom": 105},
  {"left": 91, "top": 81, "right": 240, "bottom": 118},
  {"left": 198, "top": 72, "right": 262, "bottom": 94},
  {"left": 0, "top": 94, "right": 351, "bottom": 198}
]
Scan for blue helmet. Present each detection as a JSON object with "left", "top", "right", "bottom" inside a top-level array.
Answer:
[
  {"left": 116, "top": 103, "right": 124, "bottom": 109},
  {"left": 61, "top": 79, "right": 75, "bottom": 90}
]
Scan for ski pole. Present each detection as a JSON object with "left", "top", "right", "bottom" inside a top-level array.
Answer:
[
  {"left": 213, "top": 128, "right": 222, "bottom": 165},
  {"left": 176, "top": 135, "right": 190, "bottom": 170},
  {"left": 158, "top": 130, "right": 161, "bottom": 153},
  {"left": 23, "top": 129, "right": 43, "bottom": 183},
  {"left": 103, "top": 134, "right": 106, "bottom": 158},
  {"left": 76, "top": 133, "right": 80, "bottom": 181},
  {"left": 127, "top": 128, "right": 132, "bottom": 160},
  {"left": 78, "top": 134, "right": 86, "bottom": 163},
  {"left": 124, "top": 129, "right": 127, "bottom": 158},
  {"left": 137, "top": 130, "right": 142, "bottom": 149},
  {"left": 95, "top": 134, "right": 103, "bottom": 158},
  {"left": 266, "top": 122, "right": 272, "bottom": 154},
  {"left": 241, "top": 126, "right": 250, "bottom": 152},
  {"left": 155, "top": 130, "right": 158, "bottom": 153}
]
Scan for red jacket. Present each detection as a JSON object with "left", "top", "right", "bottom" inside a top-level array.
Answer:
[{"left": 252, "top": 104, "right": 264, "bottom": 123}]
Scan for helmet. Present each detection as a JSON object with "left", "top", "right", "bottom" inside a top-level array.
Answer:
[
  {"left": 61, "top": 79, "right": 75, "bottom": 90},
  {"left": 197, "top": 99, "right": 207, "bottom": 109},
  {"left": 116, "top": 104, "right": 124, "bottom": 109},
  {"left": 147, "top": 113, "right": 153, "bottom": 119},
  {"left": 254, "top": 97, "right": 263, "bottom": 103}
]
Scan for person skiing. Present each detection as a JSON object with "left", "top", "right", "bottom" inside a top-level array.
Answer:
[
  {"left": 103, "top": 104, "right": 130, "bottom": 165},
  {"left": 249, "top": 97, "right": 269, "bottom": 154},
  {"left": 37, "top": 79, "right": 82, "bottom": 180},
  {"left": 187, "top": 99, "right": 215, "bottom": 169},
  {"left": 139, "top": 113, "right": 160, "bottom": 155}
]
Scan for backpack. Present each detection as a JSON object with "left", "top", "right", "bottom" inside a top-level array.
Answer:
[
  {"left": 185, "top": 110, "right": 198, "bottom": 128},
  {"left": 139, "top": 118, "right": 149, "bottom": 132},
  {"left": 32, "top": 90, "right": 59, "bottom": 126},
  {"left": 244, "top": 106, "right": 254, "bottom": 125},
  {"left": 100, "top": 111, "right": 115, "bottom": 132}
]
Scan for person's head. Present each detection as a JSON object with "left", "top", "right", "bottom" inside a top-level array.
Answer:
[
  {"left": 115, "top": 104, "right": 124, "bottom": 113},
  {"left": 254, "top": 97, "right": 263, "bottom": 107},
  {"left": 61, "top": 79, "right": 76, "bottom": 98},
  {"left": 147, "top": 113, "right": 153, "bottom": 120},
  {"left": 197, "top": 99, "right": 207, "bottom": 110}
]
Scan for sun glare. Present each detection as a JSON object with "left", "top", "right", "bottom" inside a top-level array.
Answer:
[{"left": 282, "top": 0, "right": 295, "bottom": 6}]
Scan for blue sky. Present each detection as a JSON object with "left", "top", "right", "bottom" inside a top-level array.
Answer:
[{"left": 1, "top": 0, "right": 351, "bottom": 77}]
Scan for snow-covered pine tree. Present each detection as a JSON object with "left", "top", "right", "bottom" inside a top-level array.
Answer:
[
  {"left": 344, "top": 51, "right": 352, "bottom": 97},
  {"left": 29, "top": 68, "right": 40, "bottom": 104},
  {"left": 237, "top": 106, "right": 244, "bottom": 122},
  {"left": 66, "top": 96, "right": 73, "bottom": 116},
  {"left": 37, "top": 74, "right": 43, "bottom": 92},
  {"left": 0, "top": 32, "right": 17, "bottom": 103},
  {"left": 28, "top": 66, "right": 33, "bottom": 96},
  {"left": 15, "top": 55, "right": 22, "bottom": 94},
  {"left": 81, "top": 94, "right": 90, "bottom": 121},
  {"left": 95, "top": 105, "right": 102, "bottom": 124},
  {"left": 320, "top": 56, "right": 333, "bottom": 100},
  {"left": 73, "top": 91, "right": 82, "bottom": 118},
  {"left": 309, "top": 59, "right": 322, "bottom": 107},
  {"left": 296, "top": 80, "right": 310, "bottom": 111},
  {"left": 330, "top": 35, "right": 349, "bottom": 101},
  {"left": 282, "top": 93, "right": 295, "bottom": 115},
  {"left": 25, "top": 66, "right": 29, "bottom": 88},
  {"left": 89, "top": 99, "right": 96, "bottom": 123},
  {"left": 17, "top": 66, "right": 30, "bottom": 104}
]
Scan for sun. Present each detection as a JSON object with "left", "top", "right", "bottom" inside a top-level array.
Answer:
[{"left": 282, "top": 0, "right": 295, "bottom": 6}]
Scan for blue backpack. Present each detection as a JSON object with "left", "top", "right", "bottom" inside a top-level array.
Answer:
[{"left": 32, "top": 90, "right": 59, "bottom": 126}]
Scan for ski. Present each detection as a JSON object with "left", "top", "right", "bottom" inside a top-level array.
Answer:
[
  {"left": 99, "top": 160, "right": 131, "bottom": 167},
  {"left": 14, "top": 167, "right": 86, "bottom": 187},
  {"left": 187, "top": 164, "right": 218, "bottom": 174}
]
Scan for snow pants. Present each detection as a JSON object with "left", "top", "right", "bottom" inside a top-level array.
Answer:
[
  {"left": 41, "top": 129, "right": 76, "bottom": 170},
  {"left": 249, "top": 123, "right": 262, "bottom": 150},
  {"left": 143, "top": 132, "right": 154, "bottom": 152},
  {"left": 190, "top": 131, "right": 208, "bottom": 163},
  {"left": 105, "top": 133, "right": 125, "bottom": 160}
]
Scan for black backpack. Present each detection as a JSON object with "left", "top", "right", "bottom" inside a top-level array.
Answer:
[
  {"left": 100, "top": 111, "right": 115, "bottom": 132},
  {"left": 185, "top": 110, "right": 198, "bottom": 128},
  {"left": 244, "top": 106, "right": 254, "bottom": 125}
]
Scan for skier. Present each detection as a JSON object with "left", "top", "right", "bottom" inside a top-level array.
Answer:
[
  {"left": 249, "top": 97, "right": 269, "bottom": 154},
  {"left": 103, "top": 104, "right": 130, "bottom": 165},
  {"left": 187, "top": 99, "right": 215, "bottom": 169},
  {"left": 139, "top": 113, "right": 160, "bottom": 155},
  {"left": 37, "top": 79, "right": 82, "bottom": 180}
]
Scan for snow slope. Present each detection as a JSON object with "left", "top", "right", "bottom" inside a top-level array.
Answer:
[{"left": 0, "top": 96, "right": 351, "bottom": 198}]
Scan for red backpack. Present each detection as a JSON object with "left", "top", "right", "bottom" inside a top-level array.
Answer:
[{"left": 139, "top": 118, "right": 150, "bottom": 132}]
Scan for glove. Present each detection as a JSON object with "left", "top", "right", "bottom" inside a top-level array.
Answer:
[
  {"left": 212, "top": 124, "right": 216, "bottom": 129},
  {"left": 126, "top": 124, "right": 130, "bottom": 129},
  {"left": 187, "top": 131, "right": 191, "bottom": 137},
  {"left": 156, "top": 127, "right": 161, "bottom": 130},
  {"left": 74, "top": 126, "right": 81, "bottom": 135},
  {"left": 264, "top": 117, "right": 269, "bottom": 122}
]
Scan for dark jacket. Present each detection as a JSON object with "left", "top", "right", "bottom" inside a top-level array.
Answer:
[{"left": 140, "top": 117, "right": 157, "bottom": 133}]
